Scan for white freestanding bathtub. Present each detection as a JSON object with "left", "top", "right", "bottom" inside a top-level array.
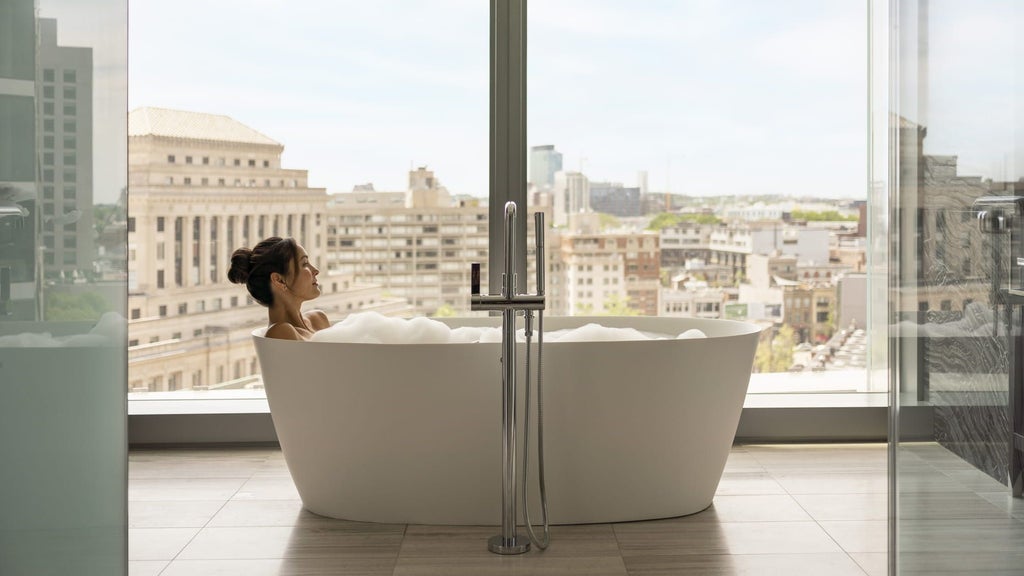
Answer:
[{"left": 253, "top": 315, "right": 761, "bottom": 525}]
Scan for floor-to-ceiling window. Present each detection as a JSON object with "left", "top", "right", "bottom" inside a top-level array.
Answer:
[
  {"left": 126, "top": 1, "right": 488, "bottom": 406},
  {"left": 0, "top": 0, "right": 128, "bottom": 573},
  {"left": 126, "top": 1, "right": 881, "bottom": 416},
  {"left": 527, "top": 0, "right": 876, "bottom": 401}
]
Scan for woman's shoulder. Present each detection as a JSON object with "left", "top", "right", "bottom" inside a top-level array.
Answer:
[
  {"left": 304, "top": 309, "right": 330, "bottom": 331},
  {"left": 265, "top": 322, "right": 303, "bottom": 340}
]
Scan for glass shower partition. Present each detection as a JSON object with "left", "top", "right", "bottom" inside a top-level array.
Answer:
[
  {"left": 886, "top": 0, "right": 1024, "bottom": 573},
  {"left": 0, "top": 0, "right": 127, "bottom": 573}
]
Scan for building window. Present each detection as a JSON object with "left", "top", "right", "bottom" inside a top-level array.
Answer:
[
  {"left": 263, "top": 160, "right": 269, "bottom": 167},
  {"left": 178, "top": 303, "right": 187, "bottom": 315},
  {"left": 43, "top": 68, "right": 55, "bottom": 82},
  {"left": 167, "top": 155, "right": 175, "bottom": 163},
  {"left": 130, "top": 308, "right": 141, "bottom": 319},
  {"left": 156, "top": 216, "right": 165, "bottom": 232},
  {"left": 127, "top": 217, "right": 136, "bottom": 232},
  {"left": 248, "top": 159, "right": 256, "bottom": 167},
  {"left": 185, "top": 156, "right": 193, "bottom": 164},
  {"left": 157, "top": 270, "right": 165, "bottom": 288},
  {"left": 158, "top": 305, "right": 167, "bottom": 317},
  {"left": 63, "top": 70, "right": 76, "bottom": 83},
  {"left": 202, "top": 156, "right": 209, "bottom": 165},
  {"left": 234, "top": 159, "right": 241, "bottom": 166}
]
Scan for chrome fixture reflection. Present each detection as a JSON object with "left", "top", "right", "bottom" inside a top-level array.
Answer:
[{"left": 471, "top": 201, "right": 548, "bottom": 554}]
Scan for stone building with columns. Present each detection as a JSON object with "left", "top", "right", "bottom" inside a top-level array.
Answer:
[{"left": 126, "top": 108, "right": 407, "bottom": 392}]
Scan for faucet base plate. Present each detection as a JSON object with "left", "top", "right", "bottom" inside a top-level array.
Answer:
[{"left": 487, "top": 534, "right": 530, "bottom": 555}]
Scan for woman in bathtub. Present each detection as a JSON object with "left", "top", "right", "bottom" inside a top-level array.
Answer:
[{"left": 228, "top": 237, "right": 330, "bottom": 340}]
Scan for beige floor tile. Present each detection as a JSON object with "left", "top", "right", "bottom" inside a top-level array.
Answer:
[
  {"left": 978, "top": 491, "right": 1024, "bottom": 519},
  {"left": 701, "top": 494, "right": 812, "bottom": 522},
  {"left": 818, "top": 520, "right": 888, "bottom": 553},
  {"left": 623, "top": 552, "right": 869, "bottom": 575},
  {"left": 128, "top": 527, "right": 200, "bottom": 561},
  {"left": 895, "top": 551, "right": 1024, "bottom": 574},
  {"left": 614, "top": 520, "right": 843, "bottom": 556},
  {"left": 399, "top": 524, "right": 619, "bottom": 559},
  {"left": 209, "top": 499, "right": 315, "bottom": 527},
  {"left": 128, "top": 560, "right": 168, "bottom": 576},
  {"left": 772, "top": 471, "right": 887, "bottom": 495},
  {"left": 160, "top": 557, "right": 397, "bottom": 576},
  {"left": 897, "top": 518, "right": 1024, "bottom": 553},
  {"left": 178, "top": 525, "right": 404, "bottom": 560},
  {"left": 792, "top": 492, "right": 887, "bottom": 521},
  {"left": 129, "top": 477, "right": 247, "bottom": 502},
  {"left": 393, "top": 556, "right": 628, "bottom": 576},
  {"left": 232, "top": 476, "right": 303, "bottom": 500},
  {"left": 850, "top": 552, "right": 887, "bottom": 576},
  {"left": 714, "top": 472, "right": 787, "bottom": 496},
  {"left": 896, "top": 491, "right": 1008, "bottom": 520},
  {"left": 130, "top": 500, "right": 226, "bottom": 528}
]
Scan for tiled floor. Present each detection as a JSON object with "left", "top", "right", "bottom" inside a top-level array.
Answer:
[
  {"left": 128, "top": 443, "right": 887, "bottom": 575},
  {"left": 126, "top": 442, "right": 1024, "bottom": 576}
]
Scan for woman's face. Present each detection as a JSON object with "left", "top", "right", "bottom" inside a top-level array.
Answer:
[{"left": 287, "top": 244, "right": 321, "bottom": 300}]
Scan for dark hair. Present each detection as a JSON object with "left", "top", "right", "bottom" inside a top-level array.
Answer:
[{"left": 227, "top": 237, "right": 299, "bottom": 307}]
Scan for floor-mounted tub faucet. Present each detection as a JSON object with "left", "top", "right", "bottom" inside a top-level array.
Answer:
[{"left": 471, "top": 201, "right": 546, "bottom": 555}]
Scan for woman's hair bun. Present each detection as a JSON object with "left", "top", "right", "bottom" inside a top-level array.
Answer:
[{"left": 227, "top": 247, "right": 254, "bottom": 284}]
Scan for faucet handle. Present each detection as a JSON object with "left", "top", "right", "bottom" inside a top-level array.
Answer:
[{"left": 471, "top": 262, "right": 481, "bottom": 296}]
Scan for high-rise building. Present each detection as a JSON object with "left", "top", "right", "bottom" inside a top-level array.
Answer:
[
  {"left": 38, "top": 18, "right": 94, "bottom": 280},
  {"left": 0, "top": 0, "right": 38, "bottom": 320},
  {"left": 589, "top": 181, "right": 643, "bottom": 217},
  {"left": 529, "top": 144, "right": 562, "bottom": 190},
  {"left": 552, "top": 170, "right": 589, "bottom": 227}
]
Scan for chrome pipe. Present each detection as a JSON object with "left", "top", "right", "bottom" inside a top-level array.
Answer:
[
  {"left": 470, "top": 201, "right": 545, "bottom": 556},
  {"left": 503, "top": 201, "right": 516, "bottom": 298}
]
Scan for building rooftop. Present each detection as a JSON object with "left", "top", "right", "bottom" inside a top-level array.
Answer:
[{"left": 128, "top": 107, "right": 282, "bottom": 147}]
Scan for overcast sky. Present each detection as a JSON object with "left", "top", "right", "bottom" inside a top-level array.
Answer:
[{"left": 38, "top": 0, "right": 1022, "bottom": 203}]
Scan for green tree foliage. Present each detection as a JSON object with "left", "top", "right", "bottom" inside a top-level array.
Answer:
[
  {"left": 45, "top": 291, "right": 111, "bottom": 321},
  {"left": 646, "top": 212, "right": 721, "bottom": 231},
  {"left": 597, "top": 212, "right": 621, "bottom": 230},
  {"left": 432, "top": 303, "right": 457, "bottom": 317},
  {"left": 790, "top": 210, "right": 858, "bottom": 222},
  {"left": 598, "top": 293, "right": 641, "bottom": 316},
  {"left": 753, "top": 324, "right": 796, "bottom": 373}
]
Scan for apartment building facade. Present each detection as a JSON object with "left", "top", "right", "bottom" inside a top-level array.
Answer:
[{"left": 126, "top": 107, "right": 407, "bottom": 392}]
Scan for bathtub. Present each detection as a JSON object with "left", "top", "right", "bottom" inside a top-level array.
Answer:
[{"left": 253, "top": 315, "right": 761, "bottom": 525}]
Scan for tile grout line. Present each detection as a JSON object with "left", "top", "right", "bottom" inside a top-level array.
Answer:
[
  {"left": 753, "top": 448, "right": 875, "bottom": 576},
  {"left": 153, "top": 453, "right": 266, "bottom": 575}
]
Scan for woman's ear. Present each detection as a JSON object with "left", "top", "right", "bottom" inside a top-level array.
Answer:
[{"left": 270, "top": 272, "right": 286, "bottom": 289}]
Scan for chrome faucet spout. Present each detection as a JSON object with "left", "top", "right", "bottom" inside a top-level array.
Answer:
[{"left": 503, "top": 201, "right": 516, "bottom": 298}]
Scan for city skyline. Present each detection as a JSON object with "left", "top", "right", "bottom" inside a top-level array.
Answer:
[{"left": 36, "top": 0, "right": 1022, "bottom": 204}]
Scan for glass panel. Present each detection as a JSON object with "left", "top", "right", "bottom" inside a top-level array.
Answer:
[
  {"left": 127, "top": 2, "right": 487, "bottom": 399},
  {"left": 0, "top": 0, "right": 128, "bottom": 573},
  {"left": 528, "top": 1, "right": 873, "bottom": 397},
  {"left": 890, "top": 1, "right": 1024, "bottom": 572}
]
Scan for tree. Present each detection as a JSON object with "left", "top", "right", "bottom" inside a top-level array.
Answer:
[
  {"left": 753, "top": 324, "right": 796, "bottom": 373},
  {"left": 597, "top": 213, "right": 621, "bottom": 230},
  {"left": 646, "top": 212, "right": 722, "bottom": 231},
  {"left": 599, "top": 293, "right": 641, "bottom": 316},
  {"left": 45, "top": 291, "right": 111, "bottom": 321},
  {"left": 432, "top": 303, "right": 457, "bottom": 317}
]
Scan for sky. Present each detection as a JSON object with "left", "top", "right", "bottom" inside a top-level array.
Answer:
[{"left": 37, "top": 0, "right": 1023, "bottom": 203}]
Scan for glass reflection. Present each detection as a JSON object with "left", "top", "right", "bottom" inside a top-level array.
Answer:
[{"left": 0, "top": 0, "right": 127, "bottom": 573}]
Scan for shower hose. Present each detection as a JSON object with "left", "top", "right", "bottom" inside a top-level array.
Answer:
[{"left": 522, "top": 310, "right": 550, "bottom": 549}]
